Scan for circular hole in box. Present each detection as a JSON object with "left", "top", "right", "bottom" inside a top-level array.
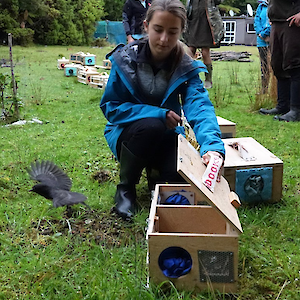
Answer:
[{"left": 158, "top": 246, "right": 192, "bottom": 278}]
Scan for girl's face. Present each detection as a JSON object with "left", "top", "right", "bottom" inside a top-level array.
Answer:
[{"left": 144, "top": 10, "right": 182, "bottom": 62}]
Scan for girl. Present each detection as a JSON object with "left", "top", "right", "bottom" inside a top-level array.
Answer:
[{"left": 100, "top": 0, "right": 225, "bottom": 220}]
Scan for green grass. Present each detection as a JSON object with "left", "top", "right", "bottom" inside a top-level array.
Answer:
[{"left": 1, "top": 44, "right": 300, "bottom": 299}]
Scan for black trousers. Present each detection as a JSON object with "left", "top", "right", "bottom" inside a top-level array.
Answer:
[
  {"left": 116, "top": 118, "right": 185, "bottom": 184},
  {"left": 270, "top": 22, "right": 300, "bottom": 109}
]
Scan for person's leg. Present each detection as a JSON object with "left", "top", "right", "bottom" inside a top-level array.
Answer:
[
  {"left": 260, "top": 77, "right": 290, "bottom": 115},
  {"left": 258, "top": 46, "right": 270, "bottom": 93},
  {"left": 114, "top": 118, "right": 166, "bottom": 220},
  {"left": 277, "top": 23, "right": 300, "bottom": 121},
  {"left": 278, "top": 67, "right": 300, "bottom": 121},
  {"left": 148, "top": 131, "right": 186, "bottom": 187},
  {"left": 260, "top": 23, "right": 290, "bottom": 115},
  {"left": 201, "top": 47, "right": 213, "bottom": 89}
]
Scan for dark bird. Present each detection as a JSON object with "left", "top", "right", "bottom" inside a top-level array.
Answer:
[{"left": 27, "top": 160, "right": 89, "bottom": 210}]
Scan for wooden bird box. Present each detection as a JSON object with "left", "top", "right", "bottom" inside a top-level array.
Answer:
[
  {"left": 184, "top": 116, "right": 236, "bottom": 151},
  {"left": 80, "top": 53, "right": 96, "bottom": 66},
  {"left": 216, "top": 116, "right": 236, "bottom": 138},
  {"left": 89, "top": 72, "right": 109, "bottom": 89},
  {"left": 95, "top": 59, "right": 112, "bottom": 70},
  {"left": 147, "top": 134, "right": 243, "bottom": 293},
  {"left": 77, "top": 67, "right": 99, "bottom": 84},
  {"left": 223, "top": 137, "right": 283, "bottom": 203},
  {"left": 57, "top": 57, "right": 70, "bottom": 69},
  {"left": 64, "top": 63, "right": 79, "bottom": 77},
  {"left": 69, "top": 52, "right": 84, "bottom": 64}
]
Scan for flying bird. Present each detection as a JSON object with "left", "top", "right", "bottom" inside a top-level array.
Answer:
[{"left": 27, "top": 160, "right": 89, "bottom": 209}]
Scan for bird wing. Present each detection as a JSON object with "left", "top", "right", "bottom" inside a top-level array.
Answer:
[
  {"left": 52, "top": 189, "right": 87, "bottom": 207},
  {"left": 27, "top": 160, "right": 72, "bottom": 191}
]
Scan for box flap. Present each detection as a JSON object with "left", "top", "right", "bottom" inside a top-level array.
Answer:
[
  {"left": 177, "top": 135, "right": 243, "bottom": 234},
  {"left": 223, "top": 137, "right": 283, "bottom": 167},
  {"left": 216, "top": 116, "right": 236, "bottom": 126}
]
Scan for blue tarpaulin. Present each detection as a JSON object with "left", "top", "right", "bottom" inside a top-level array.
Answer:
[{"left": 94, "top": 21, "right": 127, "bottom": 45}]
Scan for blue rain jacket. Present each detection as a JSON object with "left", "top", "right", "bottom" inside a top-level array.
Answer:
[
  {"left": 254, "top": 1, "right": 271, "bottom": 47},
  {"left": 100, "top": 42, "right": 224, "bottom": 161}
]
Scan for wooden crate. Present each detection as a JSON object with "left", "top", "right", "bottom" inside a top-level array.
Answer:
[
  {"left": 88, "top": 72, "right": 109, "bottom": 89},
  {"left": 184, "top": 116, "right": 236, "bottom": 150},
  {"left": 147, "top": 135, "right": 242, "bottom": 293},
  {"left": 64, "top": 63, "right": 78, "bottom": 77},
  {"left": 57, "top": 57, "right": 69, "bottom": 69},
  {"left": 216, "top": 116, "right": 236, "bottom": 138},
  {"left": 64, "top": 63, "right": 83, "bottom": 77},
  {"left": 80, "top": 53, "right": 96, "bottom": 66},
  {"left": 95, "top": 59, "right": 112, "bottom": 70},
  {"left": 223, "top": 137, "right": 283, "bottom": 203},
  {"left": 69, "top": 52, "right": 84, "bottom": 64},
  {"left": 77, "top": 67, "right": 99, "bottom": 84}
]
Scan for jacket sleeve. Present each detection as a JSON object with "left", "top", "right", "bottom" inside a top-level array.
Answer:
[
  {"left": 254, "top": 5, "right": 271, "bottom": 37},
  {"left": 122, "top": 1, "right": 132, "bottom": 36},
  {"left": 254, "top": 6, "right": 262, "bottom": 34},
  {"left": 100, "top": 64, "right": 168, "bottom": 125},
  {"left": 181, "top": 75, "right": 225, "bottom": 158}
]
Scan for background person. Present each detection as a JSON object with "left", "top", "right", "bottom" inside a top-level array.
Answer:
[
  {"left": 254, "top": 0, "right": 271, "bottom": 94},
  {"left": 260, "top": 0, "right": 300, "bottom": 121},
  {"left": 100, "top": 0, "right": 224, "bottom": 221},
  {"left": 122, "top": 0, "right": 151, "bottom": 44},
  {"left": 184, "top": 0, "right": 223, "bottom": 89}
]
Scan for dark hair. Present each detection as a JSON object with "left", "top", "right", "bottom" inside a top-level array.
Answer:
[
  {"left": 145, "top": 0, "right": 187, "bottom": 73},
  {"left": 145, "top": 0, "right": 187, "bottom": 31}
]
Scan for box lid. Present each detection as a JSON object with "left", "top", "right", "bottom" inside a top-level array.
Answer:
[
  {"left": 177, "top": 134, "right": 243, "bottom": 234},
  {"left": 216, "top": 116, "right": 236, "bottom": 126},
  {"left": 223, "top": 137, "right": 283, "bottom": 167}
]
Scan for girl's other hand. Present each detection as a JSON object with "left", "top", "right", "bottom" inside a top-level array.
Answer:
[{"left": 166, "top": 110, "right": 182, "bottom": 129}]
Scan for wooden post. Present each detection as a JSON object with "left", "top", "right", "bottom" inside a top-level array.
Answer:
[{"left": 8, "top": 33, "right": 19, "bottom": 119}]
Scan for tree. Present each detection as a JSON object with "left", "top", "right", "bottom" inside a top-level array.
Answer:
[
  {"left": 221, "top": 0, "right": 258, "bottom": 15},
  {"left": 0, "top": 0, "right": 105, "bottom": 46},
  {"left": 103, "top": 0, "right": 124, "bottom": 21}
]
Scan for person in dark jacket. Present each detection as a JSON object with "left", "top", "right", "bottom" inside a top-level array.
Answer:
[
  {"left": 260, "top": 0, "right": 300, "bottom": 121},
  {"left": 184, "top": 0, "right": 223, "bottom": 89},
  {"left": 122, "top": 0, "right": 151, "bottom": 44},
  {"left": 100, "top": 0, "right": 224, "bottom": 221},
  {"left": 254, "top": 0, "right": 271, "bottom": 93}
]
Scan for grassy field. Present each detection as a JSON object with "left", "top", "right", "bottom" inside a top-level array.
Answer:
[{"left": 0, "top": 44, "right": 300, "bottom": 299}]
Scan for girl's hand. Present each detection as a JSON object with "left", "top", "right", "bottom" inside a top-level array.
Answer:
[
  {"left": 202, "top": 151, "right": 224, "bottom": 182},
  {"left": 166, "top": 110, "right": 182, "bottom": 129}
]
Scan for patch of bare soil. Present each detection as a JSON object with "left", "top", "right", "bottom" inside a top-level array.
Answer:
[{"left": 31, "top": 209, "right": 145, "bottom": 247}]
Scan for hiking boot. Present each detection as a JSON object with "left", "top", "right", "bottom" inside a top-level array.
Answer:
[
  {"left": 113, "top": 143, "right": 146, "bottom": 221},
  {"left": 259, "top": 107, "right": 288, "bottom": 115},
  {"left": 277, "top": 110, "right": 300, "bottom": 122}
]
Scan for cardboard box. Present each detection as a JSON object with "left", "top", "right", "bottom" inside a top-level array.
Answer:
[
  {"left": 146, "top": 135, "right": 242, "bottom": 293},
  {"left": 223, "top": 137, "right": 283, "bottom": 203}
]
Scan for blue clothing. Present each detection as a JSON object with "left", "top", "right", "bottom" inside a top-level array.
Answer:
[
  {"left": 254, "top": 1, "right": 271, "bottom": 47},
  {"left": 100, "top": 41, "right": 224, "bottom": 160}
]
